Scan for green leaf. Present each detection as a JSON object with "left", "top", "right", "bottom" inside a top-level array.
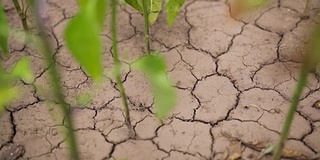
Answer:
[
  {"left": 96, "top": 0, "right": 107, "bottom": 28},
  {"left": 148, "top": 0, "right": 162, "bottom": 25},
  {"left": 125, "top": 0, "right": 143, "bottom": 13},
  {"left": 0, "top": 3, "right": 9, "bottom": 55},
  {"left": 165, "top": 0, "right": 184, "bottom": 27},
  {"left": 64, "top": 0, "right": 103, "bottom": 81},
  {"left": 125, "top": 0, "right": 161, "bottom": 25},
  {"left": 77, "top": 0, "right": 107, "bottom": 29},
  {"left": 0, "top": 86, "right": 18, "bottom": 113},
  {"left": 77, "top": 0, "right": 89, "bottom": 7},
  {"left": 133, "top": 54, "right": 176, "bottom": 120},
  {"left": 11, "top": 57, "right": 34, "bottom": 83}
]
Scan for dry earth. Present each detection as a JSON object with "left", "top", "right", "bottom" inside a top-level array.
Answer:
[{"left": 1, "top": 0, "right": 320, "bottom": 160}]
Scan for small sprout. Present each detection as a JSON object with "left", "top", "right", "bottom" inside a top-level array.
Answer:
[{"left": 258, "top": 144, "right": 275, "bottom": 159}]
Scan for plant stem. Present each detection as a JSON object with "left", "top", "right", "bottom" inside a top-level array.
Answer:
[
  {"left": 111, "top": 0, "right": 135, "bottom": 138},
  {"left": 30, "top": 1, "right": 79, "bottom": 159},
  {"left": 273, "top": 65, "right": 308, "bottom": 160},
  {"left": 142, "top": 0, "right": 151, "bottom": 54},
  {"left": 12, "top": 0, "right": 29, "bottom": 32}
]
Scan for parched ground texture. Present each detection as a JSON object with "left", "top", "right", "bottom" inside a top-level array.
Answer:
[{"left": 1, "top": 0, "right": 320, "bottom": 160}]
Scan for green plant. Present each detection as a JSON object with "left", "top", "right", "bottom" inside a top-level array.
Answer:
[
  {"left": 1, "top": 1, "right": 80, "bottom": 158},
  {"left": 63, "top": 0, "right": 180, "bottom": 140},
  {"left": 110, "top": 0, "right": 135, "bottom": 137},
  {"left": 0, "top": 3, "right": 33, "bottom": 114},
  {"left": 232, "top": 0, "right": 320, "bottom": 159},
  {"left": 273, "top": 25, "right": 320, "bottom": 160},
  {"left": 124, "top": 0, "right": 185, "bottom": 54},
  {"left": 1, "top": 0, "right": 183, "bottom": 158},
  {"left": 12, "top": 0, "right": 30, "bottom": 33},
  {"left": 30, "top": 0, "right": 81, "bottom": 158},
  {"left": 0, "top": 3, "right": 9, "bottom": 56}
]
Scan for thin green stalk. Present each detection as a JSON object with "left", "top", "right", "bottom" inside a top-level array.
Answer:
[
  {"left": 30, "top": 1, "right": 79, "bottom": 159},
  {"left": 273, "top": 65, "right": 309, "bottom": 160},
  {"left": 141, "top": 0, "right": 151, "bottom": 54},
  {"left": 111, "top": 0, "right": 135, "bottom": 138},
  {"left": 12, "top": 0, "right": 29, "bottom": 32}
]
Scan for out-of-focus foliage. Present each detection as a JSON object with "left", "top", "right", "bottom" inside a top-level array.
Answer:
[
  {"left": 0, "top": 3, "right": 9, "bottom": 55},
  {"left": 64, "top": 0, "right": 107, "bottom": 81},
  {"left": 77, "top": 0, "right": 107, "bottom": 28},
  {"left": 231, "top": 0, "right": 271, "bottom": 17},
  {"left": 133, "top": 54, "right": 176, "bottom": 120},
  {"left": 303, "top": 24, "right": 320, "bottom": 70},
  {"left": 125, "top": 0, "right": 184, "bottom": 26},
  {"left": 0, "top": 57, "right": 34, "bottom": 113}
]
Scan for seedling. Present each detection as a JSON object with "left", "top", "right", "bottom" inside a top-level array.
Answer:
[
  {"left": 232, "top": 0, "right": 320, "bottom": 159},
  {"left": 0, "top": 3, "right": 33, "bottom": 113},
  {"left": 124, "top": 0, "right": 185, "bottom": 54},
  {"left": 274, "top": 24, "right": 320, "bottom": 160},
  {"left": 12, "top": 0, "right": 30, "bottom": 32},
  {"left": 63, "top": 0, "right": 180, "bottom": 144},
  {"left": 110, "top": 0, "right": 135, "bottom": 137}
]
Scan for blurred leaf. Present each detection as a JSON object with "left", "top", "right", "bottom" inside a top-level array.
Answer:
[
  {"left": 77, "top": 0, "right": 89, "bottom": 7},
  {"left": 64, "top": 0, "right": 103, "bottom": 81},
  {"left": 0, "top": 3, "right": 9, "bottom": 55},
  {"left": 125, "top": 0, "right": 143, "bottom": 13},
  {"left": 303, "top": 24, "right": 320, "bottom": 70},
  {"left": 0, "top": 86, "right": 18, "bottom": 113},
  {"left": 133, "top": 54, "right": 176, "bottom": 120},
  {"left": 96, "top": 0, "right": 107, "bottom": 28},
  {"left": 11, "top": 57, "right": 34, "bottom": 83},
  {"left": 76, "top": 93, "right": 92, "bottom": 106},
  {"left": 77, "top": 0, "right": 107, "bottom": 29},
  {"left": 165, "top": 0, "right": 184, "bottom": 27},
  {"left": 232, "top": 0, "right": 271, "bottom": 17}
]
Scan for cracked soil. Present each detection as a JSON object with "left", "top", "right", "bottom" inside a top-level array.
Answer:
[{"left": 1, "top": 0, "right": 320, "bottom": 160}]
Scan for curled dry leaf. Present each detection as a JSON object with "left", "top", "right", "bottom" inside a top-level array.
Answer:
[{"left": 282, "top": 148, "right": 305, "bottom": 158}]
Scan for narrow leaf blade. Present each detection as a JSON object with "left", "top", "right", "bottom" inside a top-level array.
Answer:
[
  {"left": 133, "top": 54, "right": 176, "bottom": 120},
  {"left": 96, "top": 0, "right": 107, "bottom": 27},
  {"left": 0, "top": 3, "right": 9, "bottom": 55},
  {"left": 77, "top": 0, "right": 107, "bottom": 30},
  {"left": 165, "top": 0, "right": 184, "bottom": 27},
  {"left": 64, "top": 1, "right": 103, "bottom": 81}
]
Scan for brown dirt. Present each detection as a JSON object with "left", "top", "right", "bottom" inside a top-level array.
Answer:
[{"left": 1, "top": 0, "right": 320, "bottom": 160}]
